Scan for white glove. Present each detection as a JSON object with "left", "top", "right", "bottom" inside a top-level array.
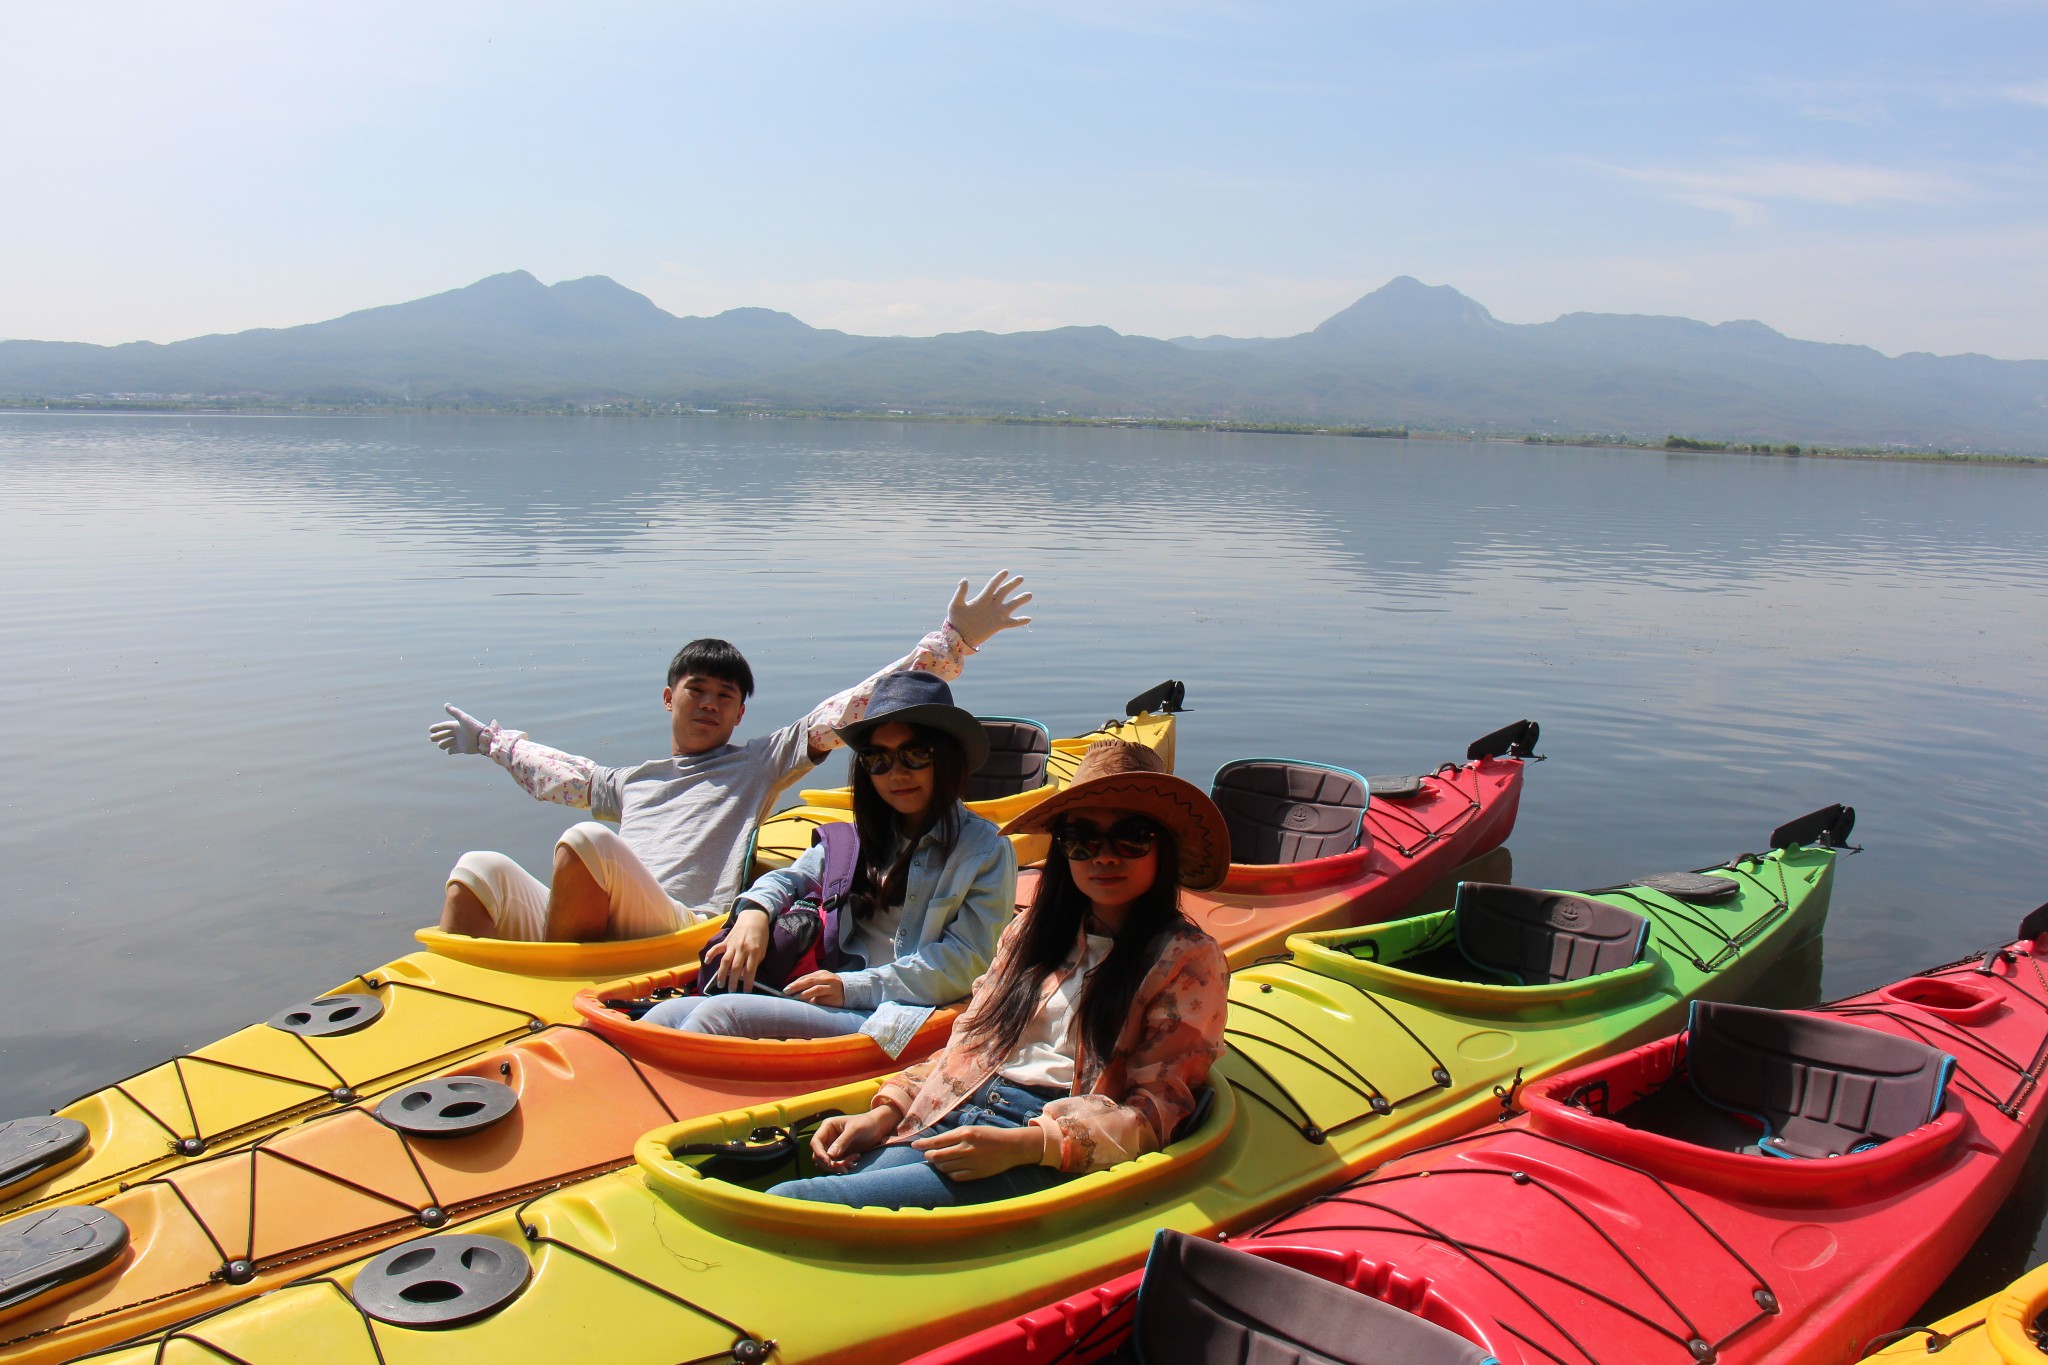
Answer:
[
  {"left": 430, "top": 703, "right": 491, "bottom": 756},
  {"left": 946, "top": 571, "right": 1033, "bottom": 649}
]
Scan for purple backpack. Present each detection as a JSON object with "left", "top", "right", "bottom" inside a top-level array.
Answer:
[{"left": 700, "top": 821, "right": 861, "bottom": 990}]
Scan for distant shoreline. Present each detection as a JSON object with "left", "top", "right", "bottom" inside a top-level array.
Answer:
[{"left": 2, "top": 398, "right": 2041, "bottom": 467}]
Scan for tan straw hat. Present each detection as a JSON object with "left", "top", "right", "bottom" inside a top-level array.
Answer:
[{"left": 1002, "top": 738, "right": 1230, "bottom": 891}]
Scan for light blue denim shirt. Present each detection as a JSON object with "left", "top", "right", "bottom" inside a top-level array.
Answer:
[{"left": 735, "top": 804, "right": 1016, "bottom": 1011}]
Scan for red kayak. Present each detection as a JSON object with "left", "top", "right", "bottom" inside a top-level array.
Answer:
[
  {"left": 1021, "top": 719, "right": 1536, "bottom": 965},
  {"left": 916, "top": 910, "right": 2048, "bottom": 1365}
]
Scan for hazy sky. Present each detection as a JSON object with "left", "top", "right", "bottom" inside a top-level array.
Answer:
[{"left": 5, "top": 1, "right": 2045, "bottom": 357}]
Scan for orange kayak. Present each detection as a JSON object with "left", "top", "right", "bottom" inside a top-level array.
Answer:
[{"left": 0, "top": 966, "right": 958, "bottom": 1364}]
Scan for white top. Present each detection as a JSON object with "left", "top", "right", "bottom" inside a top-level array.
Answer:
[
  {"left": 997, "top": 933, "right": 1113, "bottom": 1090},
  {"left": 847, "top": 899, "right": 908, "bottom": 978}
]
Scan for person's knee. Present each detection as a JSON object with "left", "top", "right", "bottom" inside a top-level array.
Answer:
[
  {"left": 679, "top": 997, "right": 745, "bottom": 1036},
  {"left": 555, "top": 823, "right": 623, "bottom": 887},
  {"left": 450, "top": 850, "right": 519, "bottom": 899},
  {"left": 641, "top": 996, "right": 704, "bottom": 1031},
  {"left": 440, "top": 879, "right": 495, "bottom": 936}
]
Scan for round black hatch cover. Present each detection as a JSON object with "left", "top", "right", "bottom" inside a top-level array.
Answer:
[
  {"left": 1634, "top": 872, "right": 1742, "bottom": 903},
  {"left": 0, "top": 1115, "right": 90, "bottom": 1191},
  {"left": 352, "top": 1233, "right": 531, "bottom": 1327},
  {"left": 0, "top": 1205, "right": 130, "bottom": 1313},
  {"left": 373, "top": 1077, "right": 518, "bottom": 1139},
  {"left": 267, "top": 993, "right": 385, "bottom": 1038}
]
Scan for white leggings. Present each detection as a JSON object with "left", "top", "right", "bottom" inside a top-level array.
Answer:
[{"left": 447, "top": 822, "right": 697, "bottom": 941}]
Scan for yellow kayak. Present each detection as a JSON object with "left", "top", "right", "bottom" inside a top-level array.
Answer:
[
  {"left": 1856, "top": 1262, "right": 2048, "bottom": 1362},
  {"left": 0, "top": 706, "right": 1175, "bottom": 1222},
  {"left": 68, "top": 817, "right": 1845, "bottom": 1365}
]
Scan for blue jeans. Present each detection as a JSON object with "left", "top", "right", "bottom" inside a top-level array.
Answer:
[
  {"left": 768, "top": 1078, "right": 1075, "bottom": 1209},
  {"left": 641, "top": 992, "right": 872, "bottom": 1038}
]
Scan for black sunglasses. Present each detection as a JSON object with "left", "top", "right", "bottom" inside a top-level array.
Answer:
[
  {"left": 1054, "top": 817, "right": 1162, "bottom": 861},
  {"left": 856, "top": 743, "right": 937, "bottom": 776}
]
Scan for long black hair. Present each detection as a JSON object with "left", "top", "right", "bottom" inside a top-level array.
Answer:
[
  {"left": 964, "top": 824, "right": 1187, "bottom": 1065},
  {"left": 845, "top": 723, "right": 970, "bottom": 922}
]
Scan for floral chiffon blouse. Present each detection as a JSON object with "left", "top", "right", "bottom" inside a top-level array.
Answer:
[{"left": 872, "top": 913, "right": 1229, "bottom": 1174}]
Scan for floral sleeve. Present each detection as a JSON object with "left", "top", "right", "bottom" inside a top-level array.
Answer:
[
  {"left": 478, "top": 725, "right": 597, "bottom": 809},
  {"left": 1031, "top": 932, "right": 1229, "bottom": 1174},
  {"left": 800, "top": 620, "right": 974, "bottom": 754}
]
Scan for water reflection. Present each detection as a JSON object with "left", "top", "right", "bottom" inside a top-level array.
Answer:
[{"left": 1, "top": 413, "right": 2045, "bottom": 1295}]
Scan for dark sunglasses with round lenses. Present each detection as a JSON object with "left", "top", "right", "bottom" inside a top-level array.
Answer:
[
  {"left": 1053, "top": 817, "right": 1163, "bottom": 861},
  {"left": 855, "top": 743, "right": 937, "bottom": 776}
]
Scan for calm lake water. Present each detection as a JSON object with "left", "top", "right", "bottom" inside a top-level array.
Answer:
[{"left": 2, "top": 412, "right": 2045, "bottom": 1309}]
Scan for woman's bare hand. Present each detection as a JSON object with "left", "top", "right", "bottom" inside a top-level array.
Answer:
[
  {"left": 811, "top": 1106, "right": 899, "bottom": 1173},
  {"left": 788, "top": 970, "right": 846, "bottom": 1007},
  {"left": 912, "top": 1124, "right": 1044, "bottom": 1181},
  {"left": 711, "top": 907, "right": 773, "bottom": 992}
]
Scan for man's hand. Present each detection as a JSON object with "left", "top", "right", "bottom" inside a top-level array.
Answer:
[
  {"left": 811, "top": 1106, "right": 899, "bottom": 1173},
  {"left": 430, "top": 704, "right": 490, "bottom": 755},
  {"left": 946, "top": 572, "right": 1033, "bottom": 649},
  {"left": 912, "top": 1124, "right": 1044, "bottom": 1181},
  {"left": 788, "top": 970, "right": 847, "bottom": 1007},
  {"left": 708, "top": 907, "right": 773, "bottom": 992}
]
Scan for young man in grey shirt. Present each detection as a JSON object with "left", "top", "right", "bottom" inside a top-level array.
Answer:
[{"left": 427, "top": 572, "right": 1032, "bottom": 941}]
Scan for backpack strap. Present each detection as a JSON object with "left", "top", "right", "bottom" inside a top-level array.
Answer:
[
  {"left": 811, "top": 822, "right": 861, "bottom": 971},
  {"left": 814, "top": 822, "right": 861, "bottom": 911}
]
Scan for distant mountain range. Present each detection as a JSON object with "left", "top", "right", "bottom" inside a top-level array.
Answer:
[{"left": 4, "top": 271, "right": 2044, "bottom": 453}]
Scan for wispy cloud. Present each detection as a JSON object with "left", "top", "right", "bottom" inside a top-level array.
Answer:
[
  {"left": 2005, "top": 79, "right": 2048, "bottom": 106},
  {"left": 1609, "top": 160, "right": 1964, "bottom": 226}
]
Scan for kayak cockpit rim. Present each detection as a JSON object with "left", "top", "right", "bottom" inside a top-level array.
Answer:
[{"left": 633, "top": 1075, "right": 1237, "bottom": 1249}]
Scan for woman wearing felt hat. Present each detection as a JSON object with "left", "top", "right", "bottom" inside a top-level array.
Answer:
[
  {"left": 643, "top": 670, "right": 1015, "bottom": 1046},
  {"left": 769, "top": 738, "right": 1231, "bottom": 1208}
]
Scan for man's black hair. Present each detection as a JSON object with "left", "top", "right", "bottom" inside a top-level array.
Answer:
[{"left": 667, "top": 638, "right": 755, "bottom": 697}]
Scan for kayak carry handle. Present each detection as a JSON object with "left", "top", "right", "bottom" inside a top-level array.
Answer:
[
  {"left": 1770, "top": 804, "right": 1856, "bottom": 851},
  {"left": 1126, "top": 680, "right": 1187, "bottom": 717},
  {"left": 1467, "top": 719, "right": 1541, "bottom": 762}
]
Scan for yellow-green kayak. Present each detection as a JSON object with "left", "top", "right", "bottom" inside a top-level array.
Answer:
[
  {"left": 72, "top": 810, "right": 1848, "bottom": 1365},
  {"left": 1855, "top": 1261, "right": 2048, "bottom": 1363}
]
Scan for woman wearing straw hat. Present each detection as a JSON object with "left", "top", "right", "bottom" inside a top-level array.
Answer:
[
  {"left": 643, "top": 670, "right": 1014, "bottom": 1045},
  {"left": 771, "top": 738, "right": 1230, "bottom": 1207}
]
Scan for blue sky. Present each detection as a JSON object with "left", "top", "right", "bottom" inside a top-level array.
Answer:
[{"left": 5, "top": 1, "right": 2044, "bottom": 357}]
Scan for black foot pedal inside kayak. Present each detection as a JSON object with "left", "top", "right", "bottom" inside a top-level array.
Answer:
[
  {"left": 374, "top": 1078, "right": 517, "bottom": 1139},
  {"left": 1132, "top": 1228, "right": 1496, "bottom": 1364},
  {"left": 268, "top": 993, "right": 384, "bottom": 1038},
  {"left": 352, "top": 1233, "right": 531, "bottom": 1327},
  {"left": 0, "top": 1206, "right": 129, "bottom": 1316},
  {"left": 0, "top": 1116, "right": 90, "bottom": 1194},
  {"left": 1632, "top": 872, "right": 1741, "bottom": 903}
]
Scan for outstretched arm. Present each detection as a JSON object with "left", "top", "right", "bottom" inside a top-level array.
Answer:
[
  {"left": 797, "top": 571, "right": 1034, "bottom": 765},
  {"left": 429, "top": 703, "right": 600, "bottom": 811}
]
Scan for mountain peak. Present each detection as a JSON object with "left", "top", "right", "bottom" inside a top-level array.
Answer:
[{"left": 1313, "top": 276, "right": 1499, "bottom": 338}]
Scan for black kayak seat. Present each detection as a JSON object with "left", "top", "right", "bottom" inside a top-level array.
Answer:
[
  {"left": 0, "top": 1115, "right": 90, "bottom": 1192},
  {"left": 1134, "top": 1229, "right": 1500, "bottom": 1365},
  {"left": 0, "top": 1205, "right": 130, "bottom": 1314},
  {"left": 1682, "top": 1001, "right": 1954, "bottom": 1159},
  {"left": 1211, "top": 759, "right": 1369, "bottom": 866},
  {"left": 1454, "top": 883, "right": 1651, "bottom": 986},
  {"left": 965, "top": 717, "right": 1051, "bottom": 802}
]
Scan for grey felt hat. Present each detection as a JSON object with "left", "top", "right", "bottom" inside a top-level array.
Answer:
[{"left": 834, "top": 670, "right": 989, "bottom": 771}]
